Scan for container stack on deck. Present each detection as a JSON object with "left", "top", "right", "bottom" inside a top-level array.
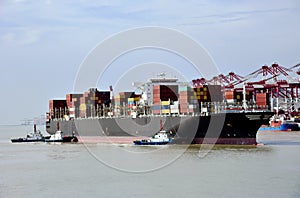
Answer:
[
  {"left": 152, "top": 85, "right": 161, "bottom": 114},
  {"left": 48, "top": 82, "right": 246, "bottom": 120},
  {"left": 151, "top": 85, "right": 179, "bottom": 115},
  {"left": 78, "top": 88, "right": 110, "bottom": 118},
  {"left": 179, "top": 85, "right": 222, "bottom": 113},
  {"left": 255, "top": 93, "right": 269, "bottom": 107},
  {"left": 112, "top": 92, "right": 140, "bottom": 116},
  {"left": 49, "top": 100, "right": 67, "bottom": 119},
  {"left": 49, "top": 88, "right": 111, "bottom": 119},
  {"left": 179, "top": 85, "right": 191, "bottom": 113},
  {"left": 66, "top": 94, "right": 82, "bottom": 118}
]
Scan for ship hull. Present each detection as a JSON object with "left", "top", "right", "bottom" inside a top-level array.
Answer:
[{"left": 46, "top": 112, "right": 273, "bottom": 145}]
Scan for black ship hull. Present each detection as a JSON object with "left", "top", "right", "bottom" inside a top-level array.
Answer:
[
  {"left": 46, "top": 112, "right": 273, "bottom": 145},
  {"left": 11, "top": 136, "right": 51, "bottom": 143}
]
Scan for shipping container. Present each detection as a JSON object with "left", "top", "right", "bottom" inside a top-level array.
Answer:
[
  {"left": 152, "top": 110, "right": 161, "bottom": 115},
  {"left": 162, "top": 109, "right": 170, "bottom": 114},
  {"left": 179, "top": 86, "right": 191, "bottom": 92},
  {"left": 256, "top": 93, "right": 269, "bottom": 106},
  {"left": 161, "top": 101, "right": 170, "bottom": 105}
]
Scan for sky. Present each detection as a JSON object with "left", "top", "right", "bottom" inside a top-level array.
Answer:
[{"left": 0, "top": 0, "right": 300, "bottom": 125}]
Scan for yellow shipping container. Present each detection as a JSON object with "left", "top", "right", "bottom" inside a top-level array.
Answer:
[
  {"left": 91, "top": 96, "right": 98, "bottom": 100},
  {"left": 162, "top": 109, "right": 170, "bottom": 114},
  {"left": 190, "top": 96, "right": 196, "bottom": 100},
  {"left": 128, "top": 98, "right": 134, "bottom": 102},
  {"left": 204, "top": 96, "right": 207, "bottom": 100},
  {"left": 80, "top": 104, "right": 86, "bottom": 110},
  {"left": 161, "top": 101, "right": 170, "bottom": 105},
  {"left": 203, "top": 87, "right": 207, "bottom": 91}
]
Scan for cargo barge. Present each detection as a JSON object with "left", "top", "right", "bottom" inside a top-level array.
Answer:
[{"left": 46, "top": 75, "right": 273, "bottom": 144}]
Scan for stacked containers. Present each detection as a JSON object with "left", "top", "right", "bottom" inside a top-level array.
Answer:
[
  {"left": 152, "top": 104, "right": 161, "bottom": 115},
  {"left": 170, "top": 101, "right": 179, "bottom": 114},
  {"left": 207, "top": 85, "right": 222, "bottom": 102},
  {"left": 161, "top": 100, "right": 170, "bottom": 114},
  {"left": 127, "top": 96, "right": 141, "bottom": 115},
  {"left": 224, "top": 90, "right": 235, "bottom": 103},
  {"left": 127, "top": 96, "right": 141, "bottom": 107},
  {"left": 79, "top": 88, "right": 110, "bottom": 118},
  {"left": 113, "top": 92, "right": 137, "bottom": 116},
  {"left": 127, "top": 98, "right": 135, "bottom": 109},
  {"left": 179, "top": 85, "right": 222, "bottom": 114},
  {"left": 152, "top": 85, "right": 161, "bottom": 114},
  {"left": 49, "top": 100, "right": 67, "bottom": 119},
  {"left": 179, "top": 85, "right": 190, "bottom": 113},
  {"left": 234, "top": 90, "right": 253, "bottom": 102},
  {"left": 152, "top": 85, "right": 178, "bottom": 114},
  {"left": 153, "top": 85, "right": 160, "bottom": 104},
  {"left": 80, "top": 95, "right": 87, "bottom": 118},
  {"left": 256, "top": 93, "right": 269, "bottom": 107},
  {"left": 66, "top": 94, "right": 82, "bottom": 118}
]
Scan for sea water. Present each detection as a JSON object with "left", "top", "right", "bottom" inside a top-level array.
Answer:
[{"left": 0, "top": 125, "right": 299, "bottom": 198}]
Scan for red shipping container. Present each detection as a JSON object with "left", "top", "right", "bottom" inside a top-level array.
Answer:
[{"left": 152, "top": 110, "right": 161, "bottom": 114}]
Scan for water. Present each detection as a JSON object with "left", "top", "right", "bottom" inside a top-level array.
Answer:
[{"left": 1, "top": 125, "right": 300, "bottom": 198}]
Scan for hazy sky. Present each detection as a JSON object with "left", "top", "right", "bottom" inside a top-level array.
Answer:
[{"left": 0, "top": 0, "right": 299, "bottom": 125}]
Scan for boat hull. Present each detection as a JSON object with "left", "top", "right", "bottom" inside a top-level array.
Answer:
[
  {"left": 46, "top": 112, "right": 273, "bottom": 145},
  {"left": 280, "top": 123, "right": 300, "bottom": 131},
  {"left": 11, "top": 138, "right": 45, "bottom": 143},
  {"left": 11, "top": 136, "right": 50, "bottom": 143},
  {"left": 133, "top": 140, "right": 172, "bottom": 145},
  {"left": 45, "top": 136, "right": 78, "bottom": 143}
]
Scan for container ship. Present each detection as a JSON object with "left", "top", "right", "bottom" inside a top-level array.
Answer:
[{"left": 46, "top": 74, "right": 274, "bottom": 145}]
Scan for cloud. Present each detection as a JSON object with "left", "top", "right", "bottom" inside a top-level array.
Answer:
[
  {"left": 1, "top": 28, "right": 42, "bottom": 45},
  {"left": 192, "top": 7, "right": 300, "bottom": 20}
]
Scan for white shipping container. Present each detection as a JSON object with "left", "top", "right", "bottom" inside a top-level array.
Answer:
[
  {"left": 226, "top": 99, "right": 236, "bottom": 103},
  {"left": 171, "top": 108, "right": 179, "bottom": 114},
  {"left": 189, "top": 104, "right": 194, "bottom": 109}
]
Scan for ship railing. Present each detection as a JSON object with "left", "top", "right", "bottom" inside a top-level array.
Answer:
[{"left": 50, "top": 102, "right": 270, "bottom": 121}]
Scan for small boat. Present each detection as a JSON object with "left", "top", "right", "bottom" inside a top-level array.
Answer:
[
  {"left": 11, "top": 124, "right": 50, "bottom": 143},
  {"left": 45, "top": 130, "right": 78, "bottom": 143},
  {"left": 259, "top": 114, "right": 300, "bottom": 131},
  {"left": 133, "top": 130, "right": 172, "bottom": 145}
]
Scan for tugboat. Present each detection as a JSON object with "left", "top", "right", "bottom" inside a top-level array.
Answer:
[
  {"left": 133, "top": 120, "right": 172, "bottom": 145},
  {"left": 45, "top": 123, "right": 78, "bottom": 143},
  {"left": 133, "top": 130, "right": 172, "bottom": 145},
  {"left": 11, "top": 124, "right": 50, "bottom": 143}
]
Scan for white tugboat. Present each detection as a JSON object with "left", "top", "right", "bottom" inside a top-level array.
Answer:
[{"left": 133, "top": 130, "right": 172, "bottom": 145}]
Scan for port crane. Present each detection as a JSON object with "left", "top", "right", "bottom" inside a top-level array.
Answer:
[{"left": 192, "top": 62, "right": 300, "bottom": 113}]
